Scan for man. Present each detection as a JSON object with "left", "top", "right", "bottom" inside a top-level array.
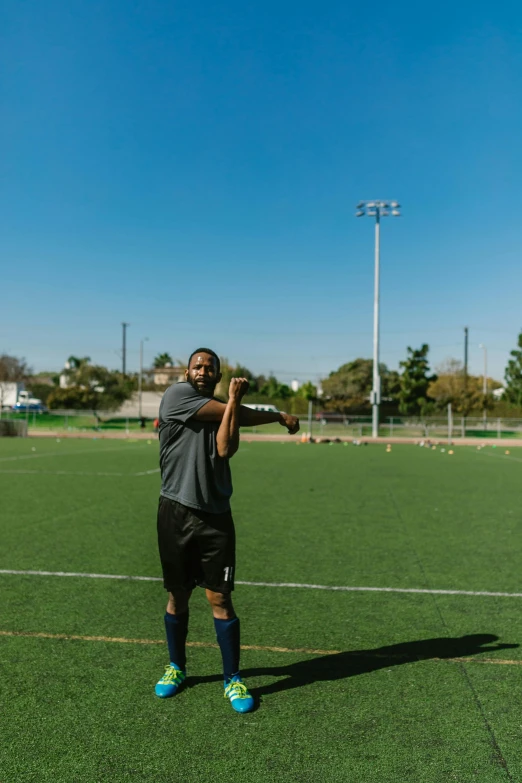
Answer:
[{"left": 154, "top": 348, "right": 300, "bottom": 712}]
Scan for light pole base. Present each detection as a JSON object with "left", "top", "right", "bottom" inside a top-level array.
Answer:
[{"left": 372, "top": 405, "right": 379, "bottom": 438}]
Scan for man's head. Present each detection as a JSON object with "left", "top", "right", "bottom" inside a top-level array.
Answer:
[{"left": 185, "top": 348, "right": 222, "bottom": 397}]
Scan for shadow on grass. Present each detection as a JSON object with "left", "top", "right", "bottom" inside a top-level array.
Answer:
[{"left": 187, "top": 634, "right": 518, "bottom": 702}]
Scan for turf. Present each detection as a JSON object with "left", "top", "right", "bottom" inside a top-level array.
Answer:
[{"left": 1, "top": 438, "right": 521, "bottom": 782}]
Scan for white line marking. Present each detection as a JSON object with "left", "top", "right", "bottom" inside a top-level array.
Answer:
[
  {"left": 0, "top": 445, "right": 144, "bottom": 464},
  {"left": 0, "top": 569, "right": 162, "bottom": 581},
  {"left": 476, "top": 449, "right": 522, "bottom": 464},
  {"left": 236, "top": 581, "right": 522, "bottom": 598},
  {"left": 0, "top": 569, "right": 521, "bottom": 598},
  {"left": 0, "top": 468, "right": 160, "bottom": 477},
  {"left": 0, "top": 470, "right": 126, "bottom": 476}
]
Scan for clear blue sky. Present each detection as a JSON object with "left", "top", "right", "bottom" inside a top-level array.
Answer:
[{"left": 2, "top": 0, "right": 521, "bottom": 383}]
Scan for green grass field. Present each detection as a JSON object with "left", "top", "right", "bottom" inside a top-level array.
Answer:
[{"left": 1, "top": 437, "right": 521, "bottom": 782}]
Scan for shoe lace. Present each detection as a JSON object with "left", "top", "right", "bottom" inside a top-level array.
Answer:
[
  {"left": 224, "top": 680, "right": 249, "bottom": 699},
  {"left": 161, "top": 665, "right": 184, "bottom": 685}
]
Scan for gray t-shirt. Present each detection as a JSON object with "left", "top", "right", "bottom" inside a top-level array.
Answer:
[{"left": 158, "top": 381, "right": 232, "bottom": 513}]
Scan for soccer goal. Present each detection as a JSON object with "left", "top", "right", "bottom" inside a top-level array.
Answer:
[{"left": 0, "top": 420, "right": 28, "bottom": 437}]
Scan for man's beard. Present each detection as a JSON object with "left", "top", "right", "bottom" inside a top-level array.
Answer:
[{"left": 188, "top": 376, "right": 216, "bottom": 398}]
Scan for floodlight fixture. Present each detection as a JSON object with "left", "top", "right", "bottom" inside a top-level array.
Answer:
[{"left": 355, "top": 200, "right": 401, "bottom": 217}]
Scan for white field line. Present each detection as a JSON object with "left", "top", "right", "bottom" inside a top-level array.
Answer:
[
  {"left": 476, "top": 449, "right": 522, "bottom": 465},
  {"left": 0, "top": 470, "right": 126, "bottom": 476},
  {"left": 0, "top": 568, "right": 521, "bottom": 599},
  {"left": 0, "top": 445, "right": 146, "bottom": 464},
  {"left": 0, "top": 468, "right": 160, "bottom": 477},
  {"left": 0, "top": 569, "right": 162, "bottom": 581}
]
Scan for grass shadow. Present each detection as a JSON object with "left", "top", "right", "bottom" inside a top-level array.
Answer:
[
  {"left": 243, "top": 634, "right": 519, "bottom": 700},
  {"left": 186, "top": 634, "right": 518, "bottom": 702}
]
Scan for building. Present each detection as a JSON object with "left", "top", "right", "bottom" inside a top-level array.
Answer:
[
  {"left": 152, "top": 364, "right": 186, "bottom": 386},
  {"left": 59, "top": 360, "right": 73, "bottom": 389}
]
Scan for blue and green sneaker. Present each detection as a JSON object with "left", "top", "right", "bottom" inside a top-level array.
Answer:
[
  {"left": 155, "top": 663, "right": 186, "bottom": 698},
  {"left": 224, "top": 674, "right": 254, "bottom": 713}
]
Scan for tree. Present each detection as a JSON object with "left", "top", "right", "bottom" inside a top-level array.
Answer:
[
  {"left": 504, "top": 330, "right": 522, "bottom": 407},
  {"left": 216, "top": 358, "right": 260, "bottom": 399},
  {"left": 0, "top": 354, "right": 32, "bottom": 381},
  {"left": 398, "top": 344, "right": 435, "bottom": 416},
  {"left": 66, "top": 356, "right": 90, "bottom": 370},
  {"left": 384, "top": 370, "right": 401, "bottom": 401},
  {"left": 48, "top": 361, "right": 133, "bottom": 417},
  {"left": 427, "top": 359, "right": 482, "bottom": 415},
  {"left": 297, "top": 381, "right": 317, "bottom": 401},
  {"left": 321, "top": 358, "right": 373, "bottom": 404},
  {"left": 258, "top": 375, "right": 292, "bottom": 400},
  {"left": 62, "top": 356, "right": 90, "bottom": 385},
  {"left": 321, "top": 358, "right": 399, "bottom": 412},
  {"left": 153, "top": 353, "right": 174, "bottom": 368}
]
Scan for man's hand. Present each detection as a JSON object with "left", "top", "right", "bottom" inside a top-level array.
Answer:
[
  {"left": 228, "top": 377, "right": 250, "bottom": 403},
  {"left": 279, "top": 412, "right": 300, "bottom": 434}
]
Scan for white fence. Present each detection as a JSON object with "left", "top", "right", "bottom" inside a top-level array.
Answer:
[
  {"left": 308, "top": 415, "right": 522, "bottom": 440},
  {"left": 2, "top": 407, "right": 522, "bottom": 440}
]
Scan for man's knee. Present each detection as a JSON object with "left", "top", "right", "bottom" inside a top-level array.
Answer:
[
  {"left": 205, "top": 588, "right": 235, "bottom": 619},
  {"left": 166, "top": 590, "right": 191, "bottom": 615}
]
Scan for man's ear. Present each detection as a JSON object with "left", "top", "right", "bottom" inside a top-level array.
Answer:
[
  {"left": 216, "top": 372, "right": 222, "bottom": 384},
  {"left": 184, "top": 369, "right": 189, "bottom": 380}
]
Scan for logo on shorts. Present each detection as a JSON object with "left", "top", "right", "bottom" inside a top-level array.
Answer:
[{"left": 224, "top": 566, "right": 234, "bottom": 583}]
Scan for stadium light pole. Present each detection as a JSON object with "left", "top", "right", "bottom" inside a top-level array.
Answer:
[
  {"left": 479, "top": 343, "right": 488, "bottom": 429},
  {"left": 356, "top": 200, "right": 401, "bottom": 438},
  {"left": 138, "top": 338, "right": 149, "bottom": 420}
]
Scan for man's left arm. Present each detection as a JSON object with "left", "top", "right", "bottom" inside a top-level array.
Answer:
[
  {"left": 216, "top": 378, "right": 250, "bottom": 458},
  {"left": 238, "top": 407, "right": 299, "bottom": 434}
]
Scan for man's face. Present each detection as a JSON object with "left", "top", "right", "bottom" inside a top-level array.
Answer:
[{"left": 185, "top": 352, "right": 221, "bottom": 397}]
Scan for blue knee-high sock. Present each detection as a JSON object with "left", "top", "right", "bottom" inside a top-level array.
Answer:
[
  {"left": 164, "top": 611, "right": 189, "bottom": 670},
  {"left": 214, "top": 616, "right": 240, "bottom": 681}
]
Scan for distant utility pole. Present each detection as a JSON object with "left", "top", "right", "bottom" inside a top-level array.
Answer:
[
  {"left": 138, "top": 337, "right": 149, "bottom": 419},
  {"left": 479, "top": 343, "right": 488, "bottom": 429},
  {"left": 122, "top": 322, "right": 130, "bottom": 376},
  {"left": 356, "top": 200, "right": 401, "bottom": 438},
  {"left": 463, "top": 326, "right": 469, "bottom": 434},
  {"left": 464, "top": 327, "right": 469, "bottom": 383}
]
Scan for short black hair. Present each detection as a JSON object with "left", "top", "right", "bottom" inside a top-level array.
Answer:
[{"left": 187, "top": 348, "right": 220, "bottom": 373}]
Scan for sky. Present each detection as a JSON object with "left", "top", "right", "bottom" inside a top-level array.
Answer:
[{"left": 2, "top": 0, "right": 522, "bottom": 384}]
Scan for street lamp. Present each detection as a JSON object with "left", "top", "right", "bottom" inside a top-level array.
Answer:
[
  {"left": 356, "top": 200, "right": 401, "bottom": 438},
  {"left": 138, "top": 338, "right": 149, "bottom": 420},
  {"left": 479, "top": 343, "right": 488, "bottom": 429}
]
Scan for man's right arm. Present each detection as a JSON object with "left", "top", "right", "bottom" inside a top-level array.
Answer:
[{"left": 193, "top": 400, "right": 300, "bottom": 434}]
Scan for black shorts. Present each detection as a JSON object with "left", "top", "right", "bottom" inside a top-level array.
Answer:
[{"left": 157, "top": 496, "right": 236, "bottom": 594}]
